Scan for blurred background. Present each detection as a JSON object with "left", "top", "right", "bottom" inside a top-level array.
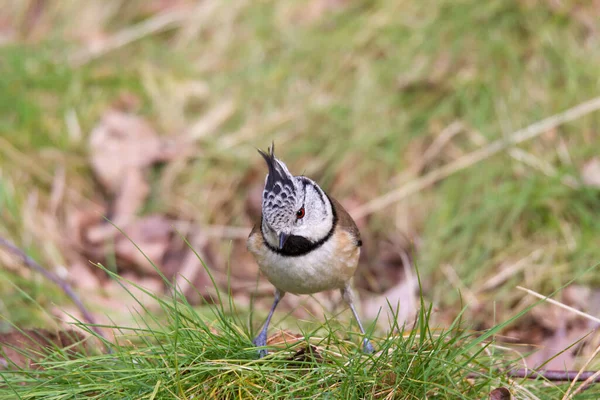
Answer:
[{"left": 1, "top": 0, "right": 600, "bottom": 368}]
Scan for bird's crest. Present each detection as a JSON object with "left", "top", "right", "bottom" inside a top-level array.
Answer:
[{"left": 258, "top": 142, "right": 296, "bottom": 196}]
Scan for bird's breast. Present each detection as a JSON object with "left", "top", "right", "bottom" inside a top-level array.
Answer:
[{"left": 247, "top": 229, "right": 359, "bottom": 295}]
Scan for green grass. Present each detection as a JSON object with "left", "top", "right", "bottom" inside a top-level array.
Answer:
[
  {"left": 1, "top": 267, "right": 598, "bottom": 399},
  {"left": 1, "top": 0, "right": 600, "bottom": 397},
  {"left": 2, "top": 0, "right": 600, "bottom": 323}
]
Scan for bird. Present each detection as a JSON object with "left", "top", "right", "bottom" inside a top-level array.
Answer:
[{"left": 247, "top": 143, "right": 374, "bottom": 358}]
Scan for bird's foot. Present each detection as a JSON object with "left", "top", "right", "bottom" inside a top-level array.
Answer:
[
  {"left": 362, "top": 338, "right": 374, "bottom": 354},
  {"left": 253, "top": 331, "right": 269, "bottom": 358}
]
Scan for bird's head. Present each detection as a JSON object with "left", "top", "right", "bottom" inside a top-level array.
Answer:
[{"left": 258, "top": 143, "right": 334, "bottom": 252}]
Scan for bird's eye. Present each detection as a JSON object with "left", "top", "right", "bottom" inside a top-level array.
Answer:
[{"left": 296, "top": 207, "right": 305, "bottom": 219}]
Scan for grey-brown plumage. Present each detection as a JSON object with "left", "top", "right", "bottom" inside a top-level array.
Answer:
[{"left": 247, "top": 143, "right": 373, "bottom": 358}]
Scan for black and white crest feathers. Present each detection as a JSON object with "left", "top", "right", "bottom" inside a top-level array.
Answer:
[
  {"left": 256, "top": 143, "right": 338, "bottom": 255},
  {"left": 258, "top": 143, "right": 299, "bottom": 230},
  {"left": 258, "top": 143, "right": 295, "bottom": 195}
]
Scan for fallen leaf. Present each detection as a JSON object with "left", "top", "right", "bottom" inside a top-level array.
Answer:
[
  {"left": 162, "top": 230, "right": 225, "bottom": 305},
  {"left": 113, "top": 215, "right": 174, "bottom": 275},
  {"left": 363, "top": 273, "right": 419, "bottom": 331},
  {"left": 121, "top": 272, "right": 164, "bottom": 299},
  {"left": 530, "top": 284, "right": 595, "bottom": 332},
  {"left": 267, "top": 329, "right": 304, "bottom": 347},
  {"left": 490, "top": 387, "right": 511, "bottom": 400},
  {"left": 245, "top": 181, "right": 264, "bottom": 222},
  {"left": 0, "top": 329, "right": 89, "bottom": 370},
  {"left": 88, "top": 109, "right": 183, "bottom": 235},
  {"left": 69, "top": 261, "right": 102, "bottom": 290},
  {"left": 89, "top": 110, "right": 164, "bottom": 194},
  {"left": 289, "top": 344, "right": 323, "bottom": 363},
  {"left": 581, "top": 157, "right": 600, "bottom": 188},
  {"left": 525, "top": 286, "right": 597, "bottom": 370},
  {"left": 169, "top": 244, "right": 216, "bottom": 304},
  {"left": 361, "top": 242, "right": 419, "bottom": 330},
  {"left": 525, "top": 322, "right": 574, "bottom": 370}
]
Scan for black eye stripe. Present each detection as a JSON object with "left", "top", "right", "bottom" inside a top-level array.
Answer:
[{"left": 300, "top": 177, "right": 325, "bottom": 206}]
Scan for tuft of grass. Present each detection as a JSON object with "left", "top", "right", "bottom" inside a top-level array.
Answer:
[
  {"left": 1, "top": 258, "right": 599, "bottom": 399},
  {"left": 2, "top": 0, "right": 600, "bottom": 381}
]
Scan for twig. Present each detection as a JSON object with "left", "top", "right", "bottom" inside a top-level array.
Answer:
[
  {"left": 185, "top": 100, "right": 236, "bottom": 141},
  {"left": 516, "top": 286, "right": 600, "bottom": 325},
  {"left": 421, "top": 121, "right": 464, "bottom": 166},
  {"left": 0, "top": 237, "right": 107, "bottom": 341},
  {"left": 508, "top": 147, "right": 579, "bottom": 189},
  {"left": 467, "top": 368, "right": 600, "bottom": 384},
  {"left": 351, "top": 96, "right": 600, "bottom": 219},
  {"left": 70, "top": 9, "right": 189, "bottom": 67},
  {"left": 481, "top": 249, "right": 543, "bottom": 292},
  {"left": 507, "top": 369, "right": 600, "bottom": 383}
]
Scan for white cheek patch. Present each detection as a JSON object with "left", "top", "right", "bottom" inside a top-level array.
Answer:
[{"left": 293, "top": 181, "right": 333, "bottom": 242}]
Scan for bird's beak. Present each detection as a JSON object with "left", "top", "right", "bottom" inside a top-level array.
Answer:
[{"left": 278, "top": 232, "right": 289, "bottom": 250}]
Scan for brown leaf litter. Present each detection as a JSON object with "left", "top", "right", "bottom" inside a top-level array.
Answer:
[
  {"left": 88, "top": 109, "right": 174, "bottom": 219},
  {"left": 581, "top": 157, "right": 600, "bottom": 188},
  {"left": 489, "top": 387, "right": 511, "bottom": 400},
  {"left": 1, "top": 100, "right": 502, "bottom": 361},
  {"left": 58, "top": 103, "right": 426, "bottom": 339},
  {"left": 524, "top": 285, "right": 600, "bottom": 371},
  {"left": 36, "top": 107, "right": 228, "bottom": 337},
  {"left": 0, "top": 328, "right": 92, "bottom": 370},
  {"left": 289, "top": 344, "right": 324, "bottom": 363},
  {"left": 73, "top": 109, "right": 220, "bottom": 300},
  {"left": 267, "top": 329, "right": 304, "bottom": 347}
]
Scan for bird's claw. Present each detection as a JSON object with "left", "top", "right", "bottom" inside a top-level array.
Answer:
[{"left": 253, "top": 331, "right": 269, "bottom": 358}]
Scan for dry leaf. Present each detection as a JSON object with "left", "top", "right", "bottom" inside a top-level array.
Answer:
[
  {"left": 360, "top": 241, "right": 419, "bottom": 330},
  {"left": 490, "top": 387, "right": 511, "bottom": 400},
  {"left": 87, "top": 110, "right": 166, "bottom": 238},
  {"left": 69, "top": 261, "right": 102, "bottom": 290},
  {"left": 267, "top": 329, "right": 304, "bottom": 347},
  {"left": 245, "top": 181, "right": 264, "bottom": 222},
  {"left": 289, "top": 344, "right": 323, "bottom": 363},
  {"left": 581, "top": 157, "right": 600, "bottom": 188},
  {"left": 363, "top": 274, "right": 419, "bottom": 331},
  {"left": 168, "top": 245, "right": 217, "bottom": 304},
  {"left": 89, "top": 110, "right": 164, "bottom": 193},
  {"left": 0, "top": 329, "right": 88, "bottom": 370},
  {"left": 525, "top": 323, "right": 574, "bottom": 370},
  {"left": 113, "top": 215, "right": 174, "bottom": 275}
]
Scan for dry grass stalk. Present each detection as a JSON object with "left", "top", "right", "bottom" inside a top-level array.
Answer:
[{"left": 351, "top": 96, "right": 600, "bottom": 219}]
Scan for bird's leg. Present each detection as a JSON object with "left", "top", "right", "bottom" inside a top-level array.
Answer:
[
  {"left": 341, "top": 284, "right": 374, "bottom": 354},
  {"left": 253, "top": 289, "right": 285, "bottom": 358}
]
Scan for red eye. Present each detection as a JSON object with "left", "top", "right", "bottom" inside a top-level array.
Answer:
[{"left": 296, "top": 207, "right": 305, "bottom": 219}]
